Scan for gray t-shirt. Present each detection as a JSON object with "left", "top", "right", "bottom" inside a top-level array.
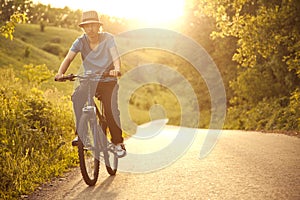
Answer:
[{"left": 70, "top": 32, "right": 117, "bottom": 80}]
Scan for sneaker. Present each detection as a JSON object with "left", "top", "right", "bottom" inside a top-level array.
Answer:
[
  {"left": 115, "top": 143, "right": 126, "bottom": 158},
  {"left": 72, "top": 136, "right": 78, "bottom": 146}
]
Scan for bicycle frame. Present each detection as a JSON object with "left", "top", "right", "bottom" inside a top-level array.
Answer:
[{"left": 55, "top": 71, "right": 119, "bottom": 185}]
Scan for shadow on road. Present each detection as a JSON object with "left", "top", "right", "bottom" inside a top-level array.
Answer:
[{"left": 75, "top": 176, "right": 118, "bottom": 200}]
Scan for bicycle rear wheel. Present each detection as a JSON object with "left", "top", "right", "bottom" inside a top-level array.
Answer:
[
  {"left": 100, "top": 122, "right": 118, "bottom": 175},
  {"left": 78, "top": 113, "right": 100, "bottom": 186}
]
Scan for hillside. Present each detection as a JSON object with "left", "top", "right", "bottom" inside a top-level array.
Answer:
[
  {"left": 1, "top": 24, "right": 81, "bottom": 70},
  {"left": 0, "top": 24, "right": 210, "bottom": 130},
  {"left": 0, "top": 24, "right": 84, "bottom": 92}
]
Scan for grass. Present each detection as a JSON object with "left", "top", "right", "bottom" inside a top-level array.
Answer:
[
  {"left": 0, "top": 24, "right": 82, "bottom": 92},
  {"left": 14, "top": 24, "right": 80, "bottom": 51},
  {"left": 1, "top": 24, "right": 211, "bottom": 129},
  {"left": 1, "top": 24, "right": 200, "bottom": 119},
  {"left": 0, "top": 24, "right": 209, "bottom": 129},
  {"left": 0, "top": 23, "right": 212, "bottom": 199}
]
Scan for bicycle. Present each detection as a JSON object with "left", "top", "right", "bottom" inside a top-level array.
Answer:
[{"left": 55, "top": 70, "right": 120, "bottom": 186}]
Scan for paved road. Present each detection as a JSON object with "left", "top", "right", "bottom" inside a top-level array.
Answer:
[{"left": 28, "top": 126, "right": 300, "bottom": 200}]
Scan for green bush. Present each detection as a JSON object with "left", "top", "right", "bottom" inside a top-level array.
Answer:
[
  {"left": 50, "top": 37, "right": 61, "bottom": 43},
  {"left": 42, "top": 43, "right": 63, "bottom": 56},
  {"left": 0, "top": 67, "right": 77, "bottom": 199},
  {"left": 24, "top": 47, "right": 30, "bottom": 58},
  {"left": 225, "top": 95, "right": 300, "bottom": 131}
]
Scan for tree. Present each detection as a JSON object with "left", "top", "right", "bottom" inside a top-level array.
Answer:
[
  {"left": 183, "top": 1, "right": 239, "bottom": 106},
  {"left": 0, "top": 0, "right": 30, "bottom": 39},
  {"left": 192, "top": 0, "right": 300, "bottom": 130}
]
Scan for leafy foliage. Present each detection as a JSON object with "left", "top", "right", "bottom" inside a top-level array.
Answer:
[
  {"left": 192, "top": 0, "right": 300, "bottom": 131},
  {"left": 0, "top": 0, "right": 31, "bottom": 22},
  {"left": 0, "top": 11, "right": 27, "bottom": 40},
  {"left": 0, "top": 66, "right": 77, "bottom": 199},
  {"left": 0, "top": 0, "right": 31, "bottom": 39},
  {"left": 21, "top": 64, "right": 54, "bottom": 86}
]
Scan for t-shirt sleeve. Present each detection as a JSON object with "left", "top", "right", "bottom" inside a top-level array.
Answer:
[
  {"left": 106, "top": 33, "right": 117, "bottom": 49},
  {"left": 70, "top": 38, "right": 82, "bottom": 53}
]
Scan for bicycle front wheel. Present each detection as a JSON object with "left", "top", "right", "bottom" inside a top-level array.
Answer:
[
  {"left": 78, "top": 113, "right": 100, "bottom": 186},
  {"left": 100, "top": 122, "right": 118, "bottom": 175}
]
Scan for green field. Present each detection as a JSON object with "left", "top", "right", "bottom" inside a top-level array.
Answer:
[
  {"left": 1, "top": 24, "right": 80, "bottom": 70},
  {"left": 0, "top": 24, "right": 83, "bottom": 93},
  {"left": 0, "top": 24, "right": 209, "bottom": 130},
  {"left": 0, "top": 24, "right": 210, "bottom": 198}
]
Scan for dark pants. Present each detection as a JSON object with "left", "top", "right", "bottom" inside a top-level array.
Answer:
[{"left": 72, "top": 81, "right": 123, "bottom": 145}]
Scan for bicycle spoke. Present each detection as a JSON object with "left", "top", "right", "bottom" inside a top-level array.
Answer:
[{"left": 78, "top": 113, "right": 100, "bottom": 186}]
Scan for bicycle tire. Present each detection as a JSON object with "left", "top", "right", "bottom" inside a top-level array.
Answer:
[
  {"left": 78, "top": 113, "right": 100, "bottom": 186},
  {"left": 100, "top": 122, "right": 118, "bottom": 175}
]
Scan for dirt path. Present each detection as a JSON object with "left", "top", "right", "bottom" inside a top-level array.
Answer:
[{"left": 27, "top": 128, "right": 300, "bottom": 200}]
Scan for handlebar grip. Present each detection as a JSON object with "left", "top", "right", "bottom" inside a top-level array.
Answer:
[
  {"left": 102, "top": 71, "right": 122, "bottom": 77},
  {"left": 55, "top": 74, "right": 76, "bottom": 82}
]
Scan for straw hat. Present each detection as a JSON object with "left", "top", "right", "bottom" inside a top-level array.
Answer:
[{"left": 79, "top": 10, "right": 103, "bottom": 27}]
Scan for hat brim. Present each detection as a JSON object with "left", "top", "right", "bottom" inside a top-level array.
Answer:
[{"left": 79, "top": 21, "right": 103, "bottom": 27}]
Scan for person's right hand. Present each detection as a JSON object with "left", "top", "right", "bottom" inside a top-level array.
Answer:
[{"left": 54, "top": 73, "right": 64, "bottom": 81}]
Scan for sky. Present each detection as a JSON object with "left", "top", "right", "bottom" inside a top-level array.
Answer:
[{"left": 33, "top": 0, "right": 185, "bottom": 25}]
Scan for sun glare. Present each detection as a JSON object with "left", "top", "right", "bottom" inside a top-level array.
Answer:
[{"left": 35, "top": 0, "right": 185, "bottom": 26}]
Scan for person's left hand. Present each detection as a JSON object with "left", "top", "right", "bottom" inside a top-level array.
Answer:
[{"left": 109, "top": 69, "right": 121, "bottom": 77}]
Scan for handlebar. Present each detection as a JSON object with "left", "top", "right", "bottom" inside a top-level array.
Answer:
[
  {"left": 55, "top": 74, "right": 76, "bottom": 82},
  {"left": 54, "top": 71, "right": 121, "bottom": 82},
  {"left": 54, "top": 74, "right": 77, "bottom": 82}
]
